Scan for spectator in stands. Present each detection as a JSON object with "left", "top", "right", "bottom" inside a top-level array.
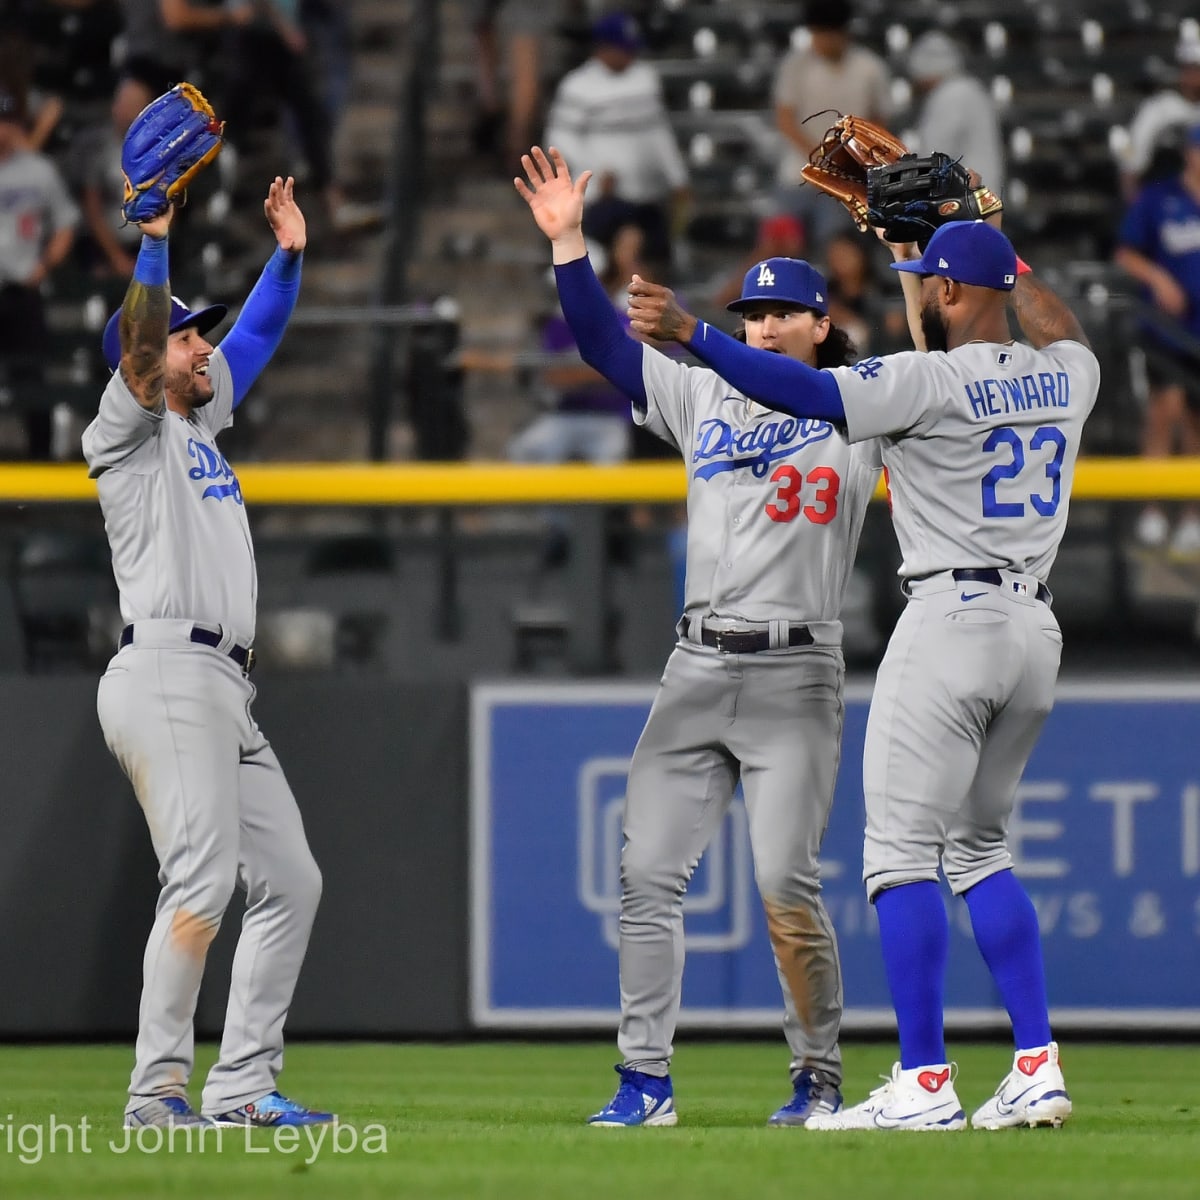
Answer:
[
  {"left": 221, "top": 0, "right": 378, "bottom": 234},
  {"left": 75, "top": 73, "right": 151, "bottom": 280},
  {"left": 0, "top": 27, "right": 64, "bottom": 153},
  {"left": 118, "top": 0, "right": 253, "bottom": 94},
  {"left": 0, "top": 88, "right": 79, "bottom": 459},
  {"left": 772, "top": 0, "right": 891, "bottom": 250},
  {"left": 709, "top": 213, "right": 806, "bottom": 309},
  {"left": 1114, "top": 123, "right": 1200, "bottom": 555},
  {"left": 906, "top": 30, "right": 1005, "bottom": 197},
  {"left": 822, "top": 229, "right": 905, "bottom": 356},
  {"left": 1120, "top": 37, "right": 1200, "bottom": 202},
  {"left": 544, "top": 11, "right": 689, "bottom": 274},
  {"left": 470, "top": 0, "right": 558, "bottom": 175}
]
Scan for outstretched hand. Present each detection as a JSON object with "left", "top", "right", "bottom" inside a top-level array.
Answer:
[
  {"left": 514, "top": 146, "right": 591, "bottom": 247},
  {"left": 627, "top": 275, "right": 698, "bottom": 344},
  {"left": 265, "top": 176, "right": 306, "bottom": 253}
]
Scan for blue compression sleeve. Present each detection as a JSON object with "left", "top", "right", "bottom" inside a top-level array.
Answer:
[
  {"left": 875, "top": 882, "right": 949, "bottom": 1067},
  {"left": 964, "top": 870, "right": 1053, "bottom": 1049},
  {"left": 684, "top": 319, "right": 846, "bottom": 422},
  {"left": 219, "top": 247, "right": 303, "bottom": 407},
  {"left": 552, "top": 255, "right": 647, "bottom": 411},
  {"left": 134, "top": 234, "right": 169, "bottom": 286}
]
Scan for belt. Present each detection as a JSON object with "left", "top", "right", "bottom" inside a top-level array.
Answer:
[
  {"left": 951, "top": 568, "right": 1051, "bottom": 605},
  {"left": 119, "top": 624, "right": 256, "bottom": 674},
  {"left": 687, "top": 618, "right": 813, "bottom": 653}
]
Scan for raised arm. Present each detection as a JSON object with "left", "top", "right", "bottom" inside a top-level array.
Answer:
[
  {"left": 217, "top": 177, "right": 305, "bottom": 406},
  {"left": 876, "top": 230, "right": 927, "bottom": 352},
  {"left": 1010, "top": 271, "right": 1091, "bottom": 350},
  {"left": 514, "top": 146, "right": 647, "bottom": 406},
  {"left": 118, "top": 209, "right": 174, "bottom": 410}
]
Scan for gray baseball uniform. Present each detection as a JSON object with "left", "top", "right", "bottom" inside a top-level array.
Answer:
[
  {"left": 619, "top": 346, "right": 880, "bottom": 1083},
  {"left": 827, "top": 340, "right": 1100, "bottom": 896},
  {"left": 82, "top": 350, "right": 322, "bottom": 1117}
]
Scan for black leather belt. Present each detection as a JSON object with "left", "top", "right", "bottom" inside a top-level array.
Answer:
[
  {"left": 120, "top": 624, "right": 256, "bottom": 673},
  {"left": 951, "top": 568, "right": 1051, "bottom": 605},
  {"left": 687, "top": 618, "right": 813, "bottom": 653}
]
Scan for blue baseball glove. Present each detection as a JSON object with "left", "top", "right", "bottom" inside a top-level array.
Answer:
[{"left": 121, "top": 82, "right": 224, "bottom": 224}]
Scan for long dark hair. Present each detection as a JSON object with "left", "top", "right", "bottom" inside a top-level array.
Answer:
[{"left": 733, "top": 319, "right": 858, "bottom": 368}]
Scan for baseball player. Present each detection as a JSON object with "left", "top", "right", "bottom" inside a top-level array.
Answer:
[
  {"left": 517, "top": 145, "right": 882, "bottom": 1127},
  {"left": 628, "top": 219, "right": 1099, "bottom": 1131},
  {"left": 82, "top": 178, "right": 331, "bottom": 1130}
]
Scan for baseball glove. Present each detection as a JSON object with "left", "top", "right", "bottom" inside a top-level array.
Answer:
[
  {"left": 120, "top": 82, "right": 224, "bottom": 224},
  {"left": 800, "top": 114, "right": 910, "bottom": 231},
  {"left": 866, "top": 152, "right": 1004, "bottom": 247}
]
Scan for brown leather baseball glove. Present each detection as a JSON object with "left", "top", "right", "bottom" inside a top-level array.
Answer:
[{"left": 800, "top": 114, "right": 909, "bottom": 231}]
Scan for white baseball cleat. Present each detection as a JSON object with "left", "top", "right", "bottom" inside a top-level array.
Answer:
[
  {"left": 971, "top": 1041, "right": 1072, "bottom": 1130},
  {"left": 806, "top": 1062, "right": 966, "bottom": 1131}
]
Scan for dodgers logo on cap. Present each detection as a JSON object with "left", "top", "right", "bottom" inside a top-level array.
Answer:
[{"left": 727, "top": 257, "right": 829, "bottom": 314}]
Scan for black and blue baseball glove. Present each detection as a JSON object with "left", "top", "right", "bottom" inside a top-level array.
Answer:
[
  {"left": 866, "top": 152, "right": 1004, "bottom": 248},
  {"left": 121, "top": 82, "right": 224, "bottom": 224}
]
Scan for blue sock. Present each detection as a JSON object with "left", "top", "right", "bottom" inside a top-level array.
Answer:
[
  {"left": 874, "top": 881, "right": 948, "bottom": 1068},
  {"left": 964, "top": 869, "right": 1052, "bottom": 1048}
]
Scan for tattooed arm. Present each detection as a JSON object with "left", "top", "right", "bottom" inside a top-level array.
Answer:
[
  {"left": 1010, "top": 271, "right": 1091, "bottom": 351},
  {"left": 119, "top": 209, "right": 174, "bottom": 410}
]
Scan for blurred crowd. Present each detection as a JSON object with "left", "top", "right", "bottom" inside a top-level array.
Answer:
[
  {"left": 3, "top": 0, "right": 1200, "bottom": 565},
  {"left": 467, "top": 0, "right": 1200, "bottom": 558},
  {"left": 0, "top": 0, "right": 379, "bottom": 460}
]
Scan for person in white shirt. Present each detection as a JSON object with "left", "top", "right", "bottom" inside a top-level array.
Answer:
[
  {"left": 544, "top": 11, "right": 689, "bottom": 271},
  {"left": 1121, "top": 37, "right": 1200, "bottom": 201},
  {"left": 907, "top": 30, "right": 1005, "bottom": 197},
  {"left": 773, "top": 0, "right": 891, "bottom": 251}
]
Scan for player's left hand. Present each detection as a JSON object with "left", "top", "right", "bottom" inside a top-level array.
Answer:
[
  {"left": 627, "top": 275, "right": 698, "bottom": 344},
  {"left": 265, "top": 176, "right": 306, "bottom": 253}
]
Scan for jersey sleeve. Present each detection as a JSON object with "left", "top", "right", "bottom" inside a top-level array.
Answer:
[
  {"left": 189, "top": 349, "right": 236, "bottom": 437},
  {"left": 828, "top": 351, "right": 948, "bottom": 442},
  {"left": 1045, "top": 339, "right": 1102, "bottom": 417},
  {"left": 637, "top": 345, "right": 703, "bottom": 454},
  {"left": 81, "top": 370, "right": 164, "bottom": 476}
]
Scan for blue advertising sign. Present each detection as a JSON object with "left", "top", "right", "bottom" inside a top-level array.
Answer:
[{"left": 470, "top": 681, "right": 1200, "bottom": 1031}]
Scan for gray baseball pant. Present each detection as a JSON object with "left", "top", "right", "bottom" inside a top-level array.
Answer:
[
  {"left": 97, "top": 629, "right": 322, "bottom": 1117},
  {"left": 617, "top": 641, "right": 846, "bottom": 1085}
]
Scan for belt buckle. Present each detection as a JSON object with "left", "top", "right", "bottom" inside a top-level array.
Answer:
[
  {"left": 711, "top": 629, "right": 730, "bottom": 653},
  {"left": 244, "top": 648, "right": 257, "bottom": 676}
]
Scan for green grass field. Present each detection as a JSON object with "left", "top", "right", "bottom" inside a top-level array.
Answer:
[{"left": 0, "top": 1041, "right": 1195, "bottom": 1199}]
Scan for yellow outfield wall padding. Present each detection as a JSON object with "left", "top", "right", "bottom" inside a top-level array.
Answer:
[{"left": 0, "top": 459, "right": 1197, "bottom": 505}]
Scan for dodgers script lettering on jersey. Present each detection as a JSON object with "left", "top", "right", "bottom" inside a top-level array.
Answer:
[
  {"left": 830, "top": 341, "right": 1101, "bottom": 582},
  {"left": 692, "top": 413, "right": 832, "bottom": 479},
  {"left": 81, "top": 348, "right": 258, "bottom": 643},
  {"left": 636, "top": 347, "right": 880, "bottom": 630},
  {"left": 188, "top": 438, "right": 243, "bottom": 503}
]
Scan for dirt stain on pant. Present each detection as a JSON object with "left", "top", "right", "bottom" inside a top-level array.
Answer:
[
  {"left": 169, "top": 909, "right": 219, "bottom": 961},
  {"left": 763, "top": 898, "right": 841, "bottom": 1036}
]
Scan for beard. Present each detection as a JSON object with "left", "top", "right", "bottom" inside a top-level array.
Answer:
[
  {"left": 919, "top": 297, "right": 949, "bottom": 353},
  {"left": 164, "top": 365, "right": 214, "bottom": 408}
]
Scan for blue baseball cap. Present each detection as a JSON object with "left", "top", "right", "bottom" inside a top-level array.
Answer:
[
  {"left": 727, "top": 257, "right": 829, "bottom": 314},
  {"left": 891, "top": 221, "right": 1017, "bottom": 291},
  {"left": 102, "top": 297, "right": 228, "bottom": 371},
  {"left": 592, "top": 12, "right": 643, "bottom": 53}
]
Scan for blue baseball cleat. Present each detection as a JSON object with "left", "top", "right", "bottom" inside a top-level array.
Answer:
[
  {"left": 208, "top": 1091, "right": 335, "bottom": 1127},
  {"left": 588, "top": 1065, "right": 677, "bottom": 1127},
  {"left": 767, "top": 1067, "right": 844, "bottom": 1126}
]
